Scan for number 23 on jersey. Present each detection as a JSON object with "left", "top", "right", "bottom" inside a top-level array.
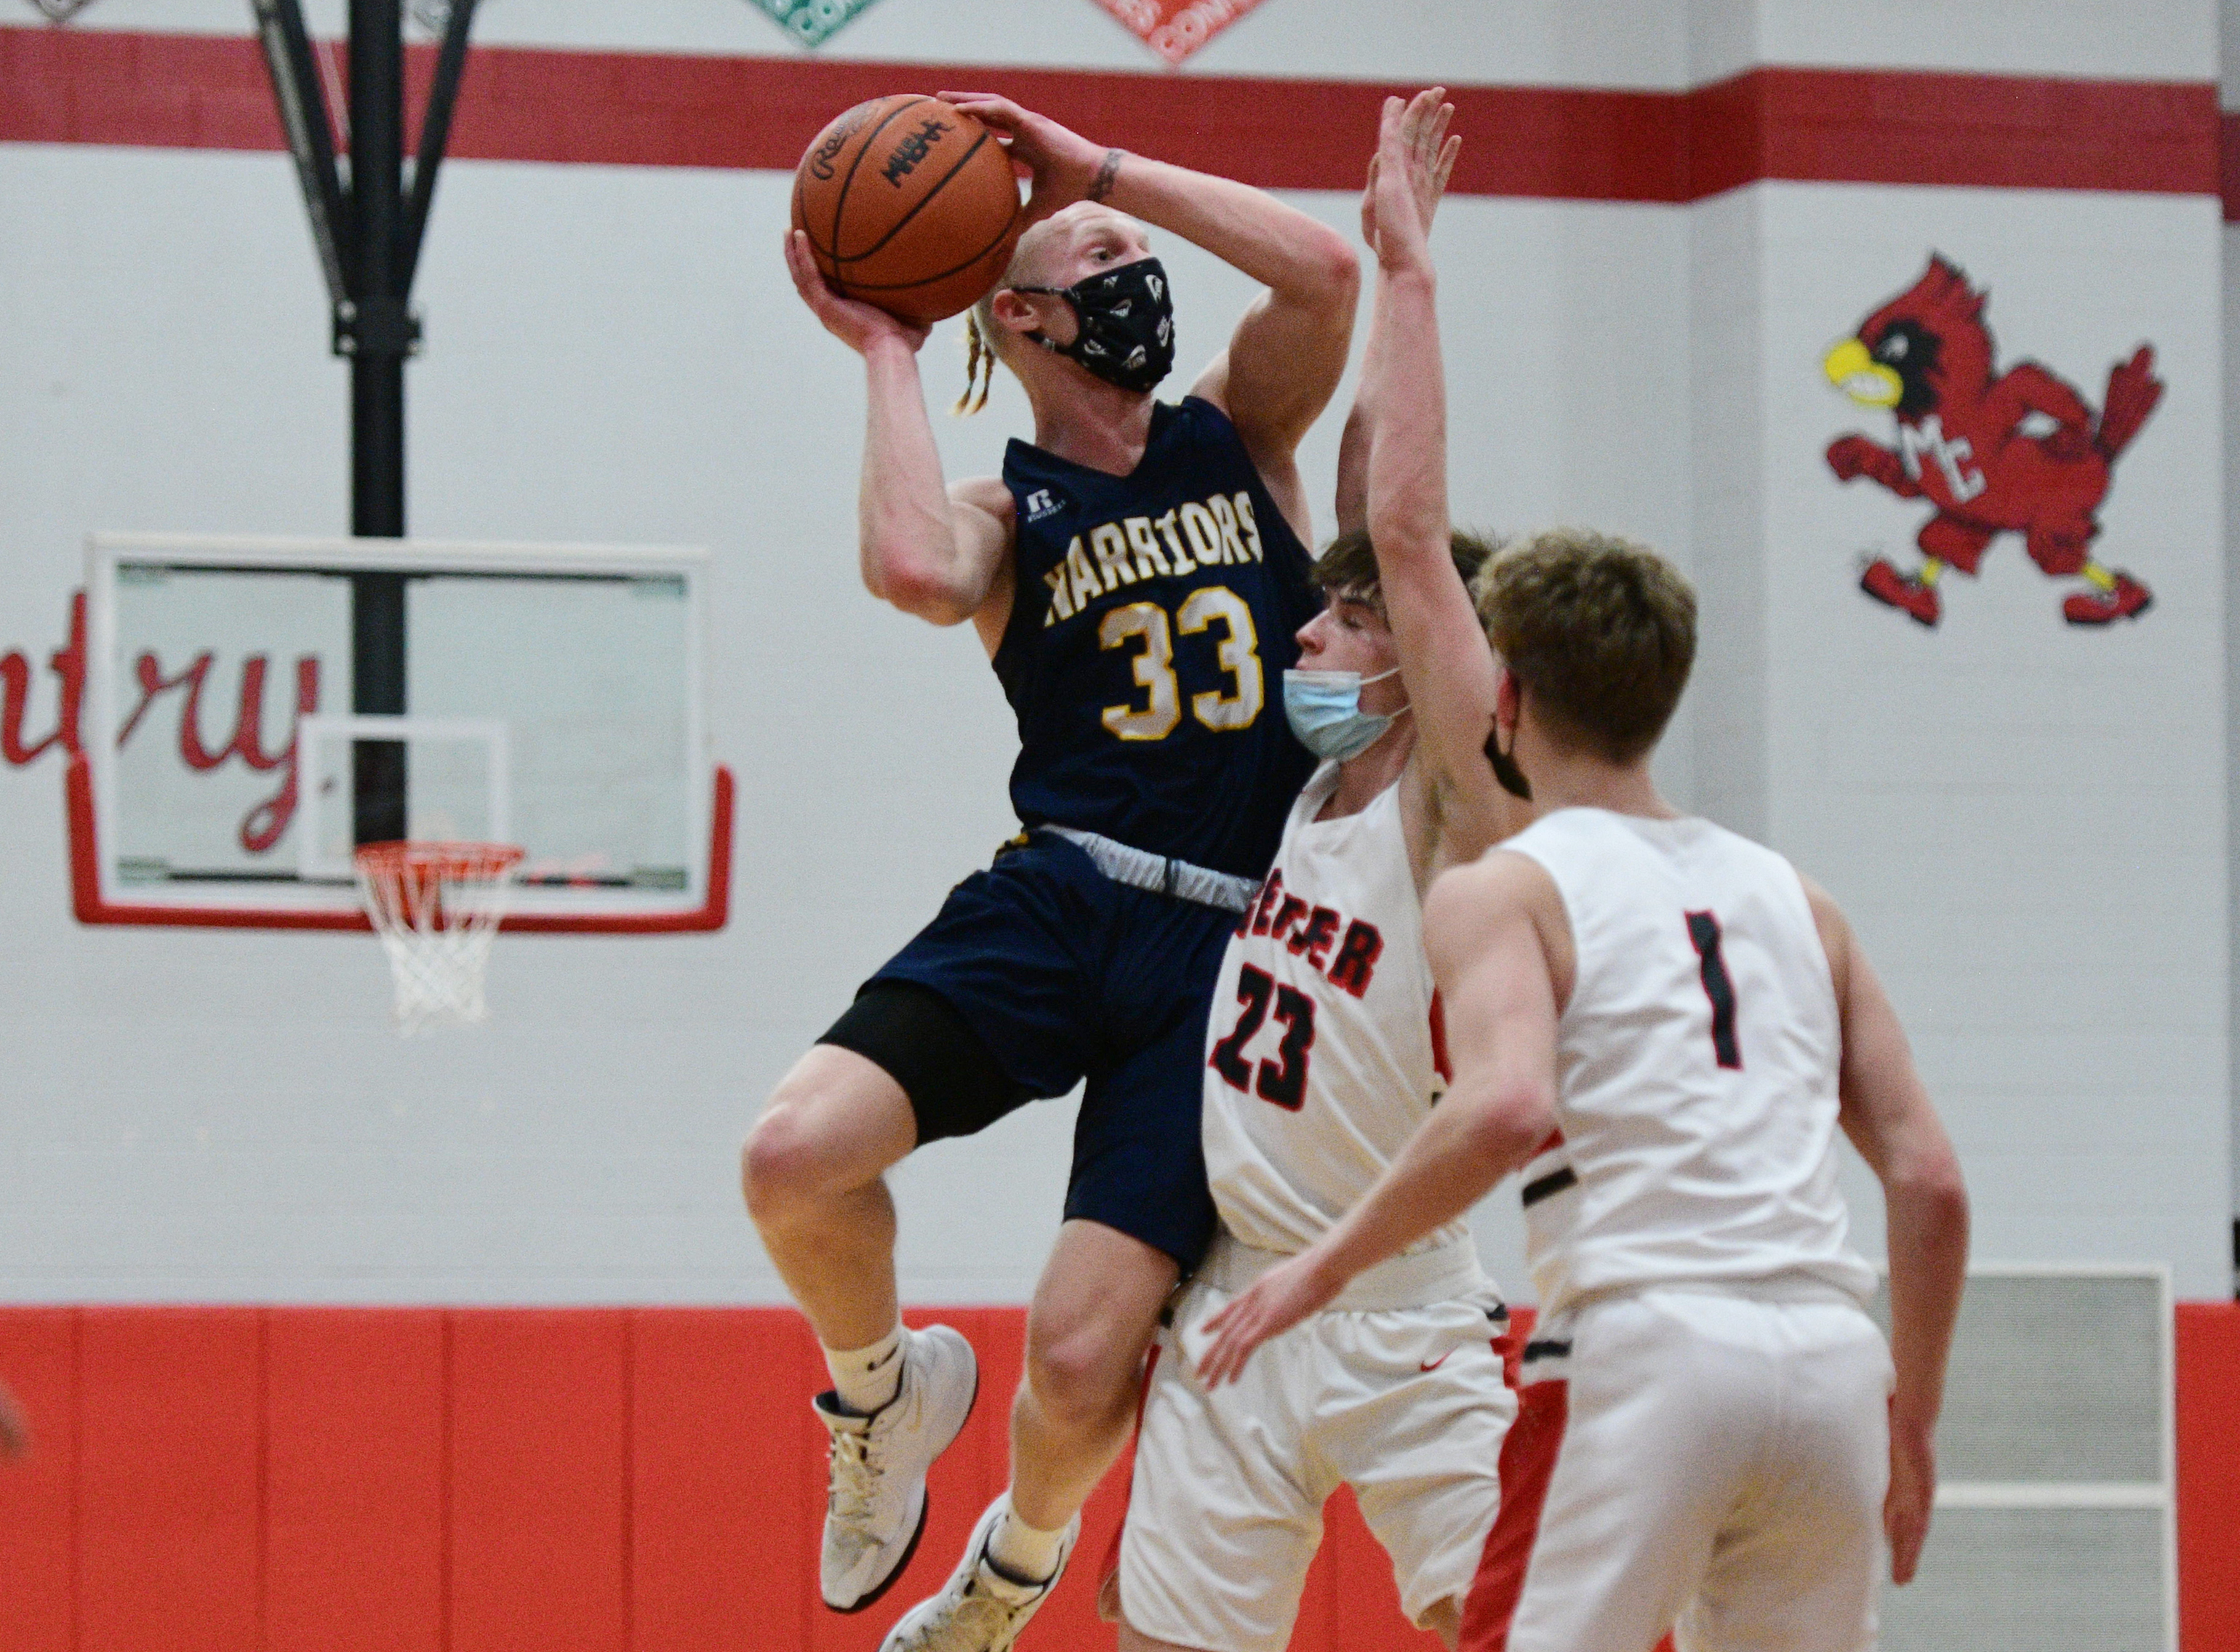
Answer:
[{"left": 1209, "top": 963, "right": 1316, "bottom": 1109}]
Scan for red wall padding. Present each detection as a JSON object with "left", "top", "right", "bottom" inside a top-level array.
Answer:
[
  {"left": 0, "top": 1306, "right": 1444, "bottom": 1651},
  {"left": 0, "top": 1302, "right": 2232, "bottom": 1651},
  {"left": 2176, "top": 1303, "right": 2240, "bottom": 1652}
]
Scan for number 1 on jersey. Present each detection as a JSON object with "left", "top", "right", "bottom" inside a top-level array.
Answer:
[{"left": 1684, "top": 910, "right": 1743, "bottom": 1070}]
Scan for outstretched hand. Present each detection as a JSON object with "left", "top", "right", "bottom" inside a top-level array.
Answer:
[
  {"left": 783, "top": 228, "right": 930, "bottom": 356},
  {"left": 1193, "top": 1250, "right": 1341, "bottom": 1387},
  {"left": 1361, "top": 88, "right": 1459, "bottom": 267},
  {"left": 938, "top": 92, "right": 1109, "bottom": 226}
]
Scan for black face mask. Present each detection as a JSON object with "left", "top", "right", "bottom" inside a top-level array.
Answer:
[
  {"left": 1009, "top": 257, "right": 1176, "bottom": 395},
  {"left": 1484, "top": 723, "right": 1532, "bottom": 801}
]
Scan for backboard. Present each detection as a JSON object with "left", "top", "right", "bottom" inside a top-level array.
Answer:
[{"left": 69, "top": 532, "right": 729, "bottom": 931}]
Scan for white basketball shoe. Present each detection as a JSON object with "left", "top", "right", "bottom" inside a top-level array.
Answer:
[
  {"left": 879, "top": 1493, "right": 1079, "bottom": 1652},
  {"left": 817, "top": 1323, "right": 979, "bottom": 1613}
]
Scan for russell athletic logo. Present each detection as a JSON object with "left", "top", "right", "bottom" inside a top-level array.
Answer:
[{"left": 1822, "top": 254, "right": 2163, "bottom": 630}]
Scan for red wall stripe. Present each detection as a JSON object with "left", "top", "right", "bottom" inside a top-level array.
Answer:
[
  {"left": 0, "top": 25, "right": 2219, "bottom": 204},
  {"left": 1719, "top": 69, "right": 2216, "bottom": 199}
]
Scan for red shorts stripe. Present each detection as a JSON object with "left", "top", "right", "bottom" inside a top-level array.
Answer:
[
  {"left": 1095, "top": 1339, "right": 1164, "bottom": 1624},
  {"left": 1459, "top": 1379, "right": 1568, "bottom": 1652}
]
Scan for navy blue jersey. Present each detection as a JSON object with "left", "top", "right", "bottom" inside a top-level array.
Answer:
[{"left": 995, "top": 396, "right": 1320, "bottom": 880}]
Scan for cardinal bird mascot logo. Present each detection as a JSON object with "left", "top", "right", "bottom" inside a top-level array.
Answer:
[{"left": 1823, "top": 254, "right": 2162, "bottom": 628}]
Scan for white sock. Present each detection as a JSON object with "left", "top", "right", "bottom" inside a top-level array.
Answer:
[
  {"left": 985, "top": 1499, "right": 1068, "bottom": 1585},
  {"left": 824, "top": 1323, "right": 905, "bottom": 1416}
]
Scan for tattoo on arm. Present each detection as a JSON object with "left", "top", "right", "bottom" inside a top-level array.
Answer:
[{"left": 1087, "top": 148, "right": 1125, "bottom": 204}]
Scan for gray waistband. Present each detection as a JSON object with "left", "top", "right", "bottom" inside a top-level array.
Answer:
[
  {"left": 1198, "top": 1231, "right": 1491, "bottom": 1313},
  {"left": 1039, "top": 826, "right": 1259, "bottom": 914}
]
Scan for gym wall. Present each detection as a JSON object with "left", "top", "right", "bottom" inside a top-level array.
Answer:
[
  {"left": 4, "top": 2, "right": 2240, "bottom": 1648},
  {"left": 0, "top": 2, "right": 2228, "bottom": 1307}
]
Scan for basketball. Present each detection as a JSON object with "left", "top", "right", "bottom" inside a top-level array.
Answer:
[{"left": 791, "top": 95, "right": 1023, "bottom": 325}]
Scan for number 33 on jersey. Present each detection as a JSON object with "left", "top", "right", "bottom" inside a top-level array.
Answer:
[{"left": 996, "top": 396, "right": 1321, "bottom": 881}]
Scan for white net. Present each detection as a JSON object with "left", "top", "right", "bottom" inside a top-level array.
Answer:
[{"left": 354, "top": 841, "right": 524, "bottom": 1035}]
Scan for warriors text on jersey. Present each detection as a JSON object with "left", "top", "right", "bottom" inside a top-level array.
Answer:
[
  {"left": 1499, "top": 809, "right": 1877, "bottom": 1315},
  {"left": 1201, "top": 763, "right": 1468, "bottom": 1256},
  {"left": 997, "top": 396, "right": 1321, "bottom": 879}
]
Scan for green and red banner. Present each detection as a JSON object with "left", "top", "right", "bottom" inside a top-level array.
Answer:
[
  {"left": 746, "top": 0, "right": 889, "bottom": 49},
  {"left": 1092, "top": 0, "right": 1272, "bottom": 65}
]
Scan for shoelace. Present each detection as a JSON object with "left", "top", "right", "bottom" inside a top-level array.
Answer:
[
  {"left": 899, "top": 1575, "right": 1035, "bottom": 1651},
  {"left": 825, "top": 1427, "right": 887, "bottom": 1537}
]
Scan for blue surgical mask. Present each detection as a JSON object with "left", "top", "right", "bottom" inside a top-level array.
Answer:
[{"left": 1283, "top": 667, "right": 1407, "bottom": 761}]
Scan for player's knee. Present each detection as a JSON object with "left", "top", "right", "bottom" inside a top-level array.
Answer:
[
  {"left": 740, "top": 1100, "right": 830, "bottom": 1223},
  {"left": 1024, "top": 1323, "right": 1135, "bottom": 1429}
]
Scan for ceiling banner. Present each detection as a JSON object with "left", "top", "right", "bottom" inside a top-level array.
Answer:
[
  {"left": 747, "top": 0, "right": 890, "bottom": 49},
  {"left": 1092, "top": 0, "right": 1273, "bottom": 65}
]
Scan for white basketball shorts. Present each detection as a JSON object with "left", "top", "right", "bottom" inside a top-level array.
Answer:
[
  {"left": 1117, "top": 1267, "right": 1516, "bottom": 1652},
  {"left": 1463, "top": 1284, "right": 1895, "bottom": 1652}
]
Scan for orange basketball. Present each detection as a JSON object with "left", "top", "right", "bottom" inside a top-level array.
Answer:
[{"left": 791, "top": 95, "right": 1023, "bottom": 325}]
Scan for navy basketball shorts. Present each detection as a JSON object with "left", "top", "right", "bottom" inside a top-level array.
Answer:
[{"left": 820, "top": 832, "right": 1234, "bottom": 1273}]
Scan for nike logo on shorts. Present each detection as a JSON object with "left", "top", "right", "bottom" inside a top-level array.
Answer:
[{"left": 1418, "top": 1352, "right": 1452, "bottom": 1372}]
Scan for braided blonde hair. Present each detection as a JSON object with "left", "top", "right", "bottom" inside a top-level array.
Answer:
[
  {"left": 955, "top": 302, "right": 1000, "bottom": 417},
  {"left": 953, "top": 223, "right": 1049, "bottom": 416}
]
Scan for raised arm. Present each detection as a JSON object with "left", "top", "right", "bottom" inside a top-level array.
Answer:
[
  {"left": 1195, "top": 853, "right": 1561, "bottom": 1384},
  {"left": 785, "top": 230, "right": 1011, "bottom": 630},
  {"left": 940, "top": 93, "right": 1359, "bottom": 500},
  {"left": 1353, "top": 92, "right": 1512, "bottom": 875},
  {"left": 1805, "top": 878, "right": 1969, "bottom": 1588},
  {"left": 1332, "top": 95, "right": 1457, "bottom": 540}
]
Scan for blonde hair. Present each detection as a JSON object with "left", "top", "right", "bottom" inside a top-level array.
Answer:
[
  {"left": 952, "top": 220, "right": 1057, "bottom": 417},
  {"left": 1475, "top": 528, "right": 1696, "bottom": 762},
  {"left": 955, "top": 301, "right": 1001, "bottom": 416}
]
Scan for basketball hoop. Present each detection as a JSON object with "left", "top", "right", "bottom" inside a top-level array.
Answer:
[{"left": 354, "top": 841, "right": 523, "bottom": 1034}]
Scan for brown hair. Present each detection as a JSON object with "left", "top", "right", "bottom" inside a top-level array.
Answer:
[
  {"left": 1475, "top": 527, "right": 1695, "bottom": 762},
  {"left": 1311, "top": 527, "right": 1498, "bottom": 612}
]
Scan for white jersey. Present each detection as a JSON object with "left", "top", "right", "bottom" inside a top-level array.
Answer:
[
  {"left": 1201, "top": 762, "right": 1468, "bottom": 1259},
  {"left": 1501, "top": 808, "right": 1876, "bottom": 1315}
]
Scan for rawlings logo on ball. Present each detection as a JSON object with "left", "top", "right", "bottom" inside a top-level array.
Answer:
[
  {"left": 881, "top": 117, "right": 951, "bottom": 187},
  {"left": 807, "top": 101, "right": 878, "bottom": 180}
]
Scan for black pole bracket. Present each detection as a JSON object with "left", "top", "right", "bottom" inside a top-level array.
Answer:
[{"left": 332, "top": 297, "right": 424, "bottom": 358}]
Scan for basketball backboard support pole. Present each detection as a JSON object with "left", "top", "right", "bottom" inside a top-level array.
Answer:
[
  {"left": 250, "top": 0, "right": 481, "bottom": 847},
  {"left": 250, "top": 0, "right": 348, "bottom": 310}
]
